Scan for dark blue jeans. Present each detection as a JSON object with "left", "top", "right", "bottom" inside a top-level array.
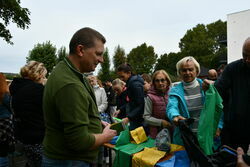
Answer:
[
  {"left": 0, "top": 157, "right": 8, "bottom": 167},
  {"left": 42, "top": 155, "right": 90, "bottom": 167}
]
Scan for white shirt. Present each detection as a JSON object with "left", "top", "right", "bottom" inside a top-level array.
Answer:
[{"left": 93, "top": 85, "right": 108, "bottom": 113}]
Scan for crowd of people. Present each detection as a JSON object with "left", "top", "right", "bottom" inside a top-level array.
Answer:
[{"left": 0, "top": 27, "right": 249, "bottom": 167}]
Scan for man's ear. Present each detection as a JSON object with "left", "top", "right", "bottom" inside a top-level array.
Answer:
[{"left": 76, "top": 45, "right": 84, "bottom": 57}]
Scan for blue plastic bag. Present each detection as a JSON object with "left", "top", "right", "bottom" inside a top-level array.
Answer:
[{"left": 155, "top": 150, "right": 190, "bottom": 167}]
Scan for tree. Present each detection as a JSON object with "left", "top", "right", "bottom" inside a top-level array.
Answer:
[
  {"left": 207, "top": 20, "right": 227, "bottom": 49},
  {"left": 210, "top": 47, "right": 227, "bottom": 69},
  {"left": 127, "top": 43, "right": 157, "bottom": 74},
  {"left": 154, "top": 52, "right": 183, "bottom": 82},
  {"left": 113, "top": 45, "right": 126, "bottom": 70},
  {"left": 207, "top": 20, "right": 227, "bottom": 68},
  {"left": 98, "top": 48, "right": 111, "bottom": 81},
  {"left": 154, "top": 53, "right": 168, "bottom": 72},
  {"left": 0, "top": 0, "right": 30, "bottom": 44},
  {"left": 179, "top": 20, "right": 227, "bottom": 68},
  {"left": 179, "top": 24, "right": 214, "bottom": 66},
  {"left": 57, "top": 46, "right": 67, "bottom": 63},
  {"left": 27, "top": 41, "right": 57, "bottom": 75},
  {"left": 3, "top": 72, "right": 19, "bottom": 80}
]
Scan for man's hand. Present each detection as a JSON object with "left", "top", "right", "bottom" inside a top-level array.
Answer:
[
  {"left": 101, "top": 120, "right": 109, "bottom": 127},
  {"left": 122, "top": 117, "right": 129, "bottom": 125},
  {"left": 173, "top": 116, "right": 186, "bottom": 125},
  {"left": 92, "top": 124, "right": 117, "bottom": 149},
  {"left": 237, "top": 147, "right": 250, "bottom": 167},
  {"left": 113, "top": 110, "right": 120, "bottom": 117},
  {"left": 202, "top": 79, "right": 215, "bottom": 91},
  {"left": 162, "top": 120, "right": 172, "bottom": 128},
  {"left": 215, "top": 128, "right": 221, "bottom": 137},
  {"left": 102, "top": 124, "right": 117, "bottom": 142}
]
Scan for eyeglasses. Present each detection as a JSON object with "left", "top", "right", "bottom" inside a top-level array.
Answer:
[{"left": 154, "top": 79, "right": 166, "bottom": 83}]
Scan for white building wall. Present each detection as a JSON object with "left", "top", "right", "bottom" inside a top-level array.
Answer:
[{"left": 227, "top": 9, "right": 250, "bottom": 63}]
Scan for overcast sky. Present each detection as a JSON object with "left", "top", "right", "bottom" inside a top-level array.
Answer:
[{"left": 0, "top": 0, "right": 249, "bottom": 73}]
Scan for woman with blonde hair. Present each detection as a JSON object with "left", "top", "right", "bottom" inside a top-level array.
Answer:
[
  {"left": 9, "top": 61, "right": 47, "bottom": 167},
  {"left": 0, "top": 73, "right": 14, "bottom": 167},
  {"left": 143, "top": 70, "right": 172, "bottom": 139}
]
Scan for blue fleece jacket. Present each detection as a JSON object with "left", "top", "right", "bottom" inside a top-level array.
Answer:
[{"left": 166, "top": 78, "right": 205, "bottom": 145}]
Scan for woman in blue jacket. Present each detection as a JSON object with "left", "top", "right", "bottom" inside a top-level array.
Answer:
[
  {"left": 166, "top": 57, "right": 205, "bottom": 145},
  {"left": 167, "top": 56, "right": 223, "bottom": 146}
]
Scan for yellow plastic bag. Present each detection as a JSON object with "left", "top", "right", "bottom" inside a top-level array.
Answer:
[
  {"left": 130, "top": 126, "right": 147, "bottom": 144},
  {"left": 169, "top": 144, "right": 185, "bottom": 153},
  {"left": 132, "top": 147, "right": 166, "bottom": 167}
]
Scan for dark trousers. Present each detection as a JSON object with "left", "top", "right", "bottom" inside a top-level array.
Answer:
[{"left": 221, "top": 127, "right": 249, "bottom": 152}]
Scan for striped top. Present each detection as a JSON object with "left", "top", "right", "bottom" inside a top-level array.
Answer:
[{"left": 183, "top": 79, "right": 203, "bottom": 134}]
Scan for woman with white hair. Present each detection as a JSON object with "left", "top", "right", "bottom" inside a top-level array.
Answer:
[{"left": 166, "top": 56, "right": 205, "bottom": 145}]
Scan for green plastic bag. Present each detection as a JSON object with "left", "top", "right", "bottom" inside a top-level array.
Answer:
[
  {"left": 198, "top": 84, "right": 223, "bottom": 155},
  {"left": 115, "top": 127, "right": 131, "bottom": 147}
]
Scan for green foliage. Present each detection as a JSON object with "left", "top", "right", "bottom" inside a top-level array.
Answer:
[
  {"left": 113, "top": 45, "right": 126, "bottom": 70},
  {"left": 154, "top": 53, "right": 168, "bottom": 72},
  {"left": 102, "top": 20, "right": 226, "bottom": 79},
  {"left": 179, "top": 24, "right": 214, "bottom": 66},
  {"left": 207, "top": 20, "right": 227, "bottom": 68},
  {"left": 210, "top": 47, "right": 227, "bottom": 69},
  {"left": 207, "top": 20, "right": 227, "bottom": 48},
  {"left": 127, "top": 43, "right": 157, "bottom": 74},
  {"left": 98, "top": 48, "right": 111, "bottom": 81},
  {"left": 3, "top": 73, "right": 20, "bottom": 80},
  {"left": 26, "top": 41, "right": 57, "bottom": 75},
  {"left": 168, "top": 73, "right": 180, "bottom": 83},
  {"left": 154, "top": 52, "right": 184, "bottom": 78},
  {"left": 57, "top": 46, "right": 67, "bottom": 63},
  {"left": 179, "top": 20, "right": 227, "bottom": 68},
  {"left": 109, "top": 70, "right": 118, "bottom": 80},
  {"left": 0, "top": 0, "right": 30, "bottom": 44}
]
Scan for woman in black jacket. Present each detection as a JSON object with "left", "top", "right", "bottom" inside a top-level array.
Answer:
[{"left": 9, "top": 61, "right": 47, "bottom": 167}]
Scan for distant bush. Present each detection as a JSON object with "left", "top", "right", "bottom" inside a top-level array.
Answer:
[{"left": 3, "top": 73, "right": 20, "bottom": 80}]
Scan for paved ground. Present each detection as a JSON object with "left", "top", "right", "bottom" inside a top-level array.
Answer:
[{"left": 8, "top": 144, "right": 116, "bottom": 167}]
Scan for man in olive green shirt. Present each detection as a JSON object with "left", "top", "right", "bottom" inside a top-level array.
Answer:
[{"left": 42, "top": 27, "right": 117, "bottom": 167}]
